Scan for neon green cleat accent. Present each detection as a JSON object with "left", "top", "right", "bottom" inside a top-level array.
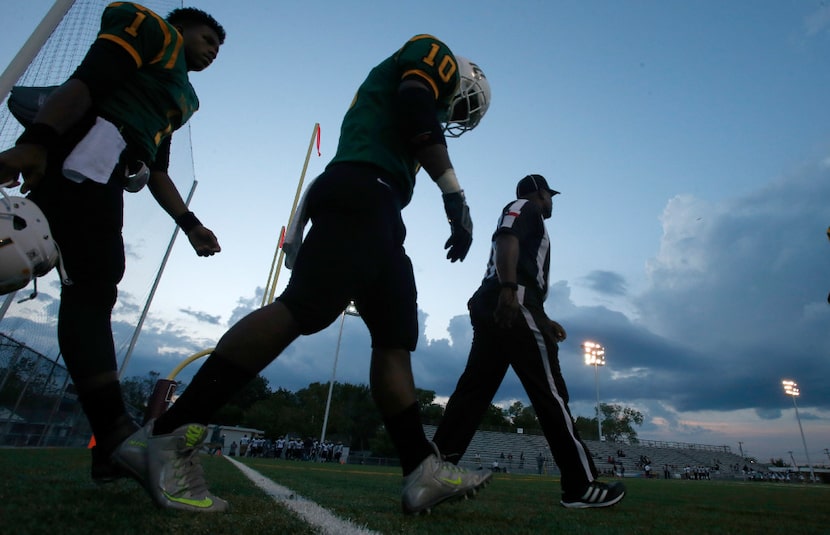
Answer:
[
  {"left": 125, "top": 420, "right": 229, "bottom": 513},
  {"left": 150, "top": 422, "right": 228, "bottom": 512},
  {"left": 401, "top": 442, "right": 491, "bottom": 515},
  {"left": 184, "top": 424, "right": 205, "bottom": 448},
  {"left": 162, "top": 491, "right": 216, "bottom": 509}
]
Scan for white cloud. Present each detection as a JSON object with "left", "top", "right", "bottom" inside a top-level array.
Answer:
[{"left": 645, "top": 194, "right": 719, "bottom": 286}]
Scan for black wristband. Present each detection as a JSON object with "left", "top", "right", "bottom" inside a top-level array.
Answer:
[
  {"left": 174, "top": 211, "right": 202, "bottom": 234},
  {"left": 500, "top": 281, "right": 519, "bottom": 291},
  {"left": 16, "top": 123, "right": 60, "bottom": 151}
]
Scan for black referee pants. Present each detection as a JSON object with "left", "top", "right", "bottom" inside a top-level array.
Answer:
[{"left": 433, "top": 285, "right": 598, "bottom": 495}]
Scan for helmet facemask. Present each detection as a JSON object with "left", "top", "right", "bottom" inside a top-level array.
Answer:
[{"left": 444, "top": 57, "right": 491, "bottom": 138}]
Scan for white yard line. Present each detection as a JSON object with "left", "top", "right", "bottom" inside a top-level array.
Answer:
[{"left": 223, "top": 455, "right": 381, "bottom": 535}]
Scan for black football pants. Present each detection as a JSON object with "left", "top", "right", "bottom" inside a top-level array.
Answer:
[{"left": 433, "top": 285, "right": 598, "bottom": 495}]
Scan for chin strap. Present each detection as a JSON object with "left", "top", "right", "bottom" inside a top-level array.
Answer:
[
  {"left": 16, "top": 277, "right": 39, "bottom": 303},
  {"left": 13, "top": 238, "right": 71, "bottom": 304},
  {"left": 55, "top": 241, "right": 72, "bottom": 287}
]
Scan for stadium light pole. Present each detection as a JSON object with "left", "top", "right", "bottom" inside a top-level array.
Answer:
[
  {"left": 319, "top": 302, "right": 359, "bottom": 456},
  {"left": 782, "top": 380, "right": 816, "bottom": 482},
  {"left": 582, "top": 341, "right": 606, "bottom": 441}
]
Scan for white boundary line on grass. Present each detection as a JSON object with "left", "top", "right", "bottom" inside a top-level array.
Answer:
[{"left": 223, "top": 455, "right": 381, "bottom": 535}]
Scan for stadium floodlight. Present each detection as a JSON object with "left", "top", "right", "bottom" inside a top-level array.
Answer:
[
  {"left": 582, "top": 341, "right": 606, "bottom": 441},
  {"left": 320, "top": 302, "right": 360, "bottom": 455},
  {"left": 781, "top": 379, "right": 816, "bottom": 482}
]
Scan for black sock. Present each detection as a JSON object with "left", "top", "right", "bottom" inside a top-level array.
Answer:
[
  {"left": 153, "top": 353, "right": 256, "bottom": 436},
  {"left": 383, "top": 402, "right": 433, "bottom": 475},
  {"left": 77, "top": 382, "right": 136, "bottom": 455}
]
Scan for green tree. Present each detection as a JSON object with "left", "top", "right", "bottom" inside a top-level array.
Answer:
[
  {"left": 243, "top": 388, "right": 302, "bottom": 438},
  {"left": 230, "top": 375, "right": 271, "bottom": 409},
  {"left": 120, "top": 371, "right": 160, "bottom": 414},
  {"left": 213, "top": 404, "right": 244, "bottom": 427},
  {"left": 213, "top": 374, "right": 272, "bottom": 427},
  {"left": 294, "top": 381, "right": 330, "bottom": 436},
  {"left": 311, "top": 382, "right": 349, "bottom": 441},
  {"left": 573, "top": 404, "right": 644, "bottom": 442},
  {"left": 416, "top": 388, "right": 444, "bottom": 424},
  {"left": 368, "top": 424, "right": 397, "bottom": 457},
  {"left": 302, "top": 381, "right": 380, "bottom": 448},
  {"left": 506, "top": 400, "right": 525, "bottom": 423},
  {"left": 269, "top": 382, "right": 382, "bottom": 451},
  {"left": 574, "top": 415, "right": 599, "bottom": 440},
  {"left": 335, "top": 383, "right": 380, "bottom": 451},
  {"left": 599, "top": 403, "right": 644, "bottom": 443},
  {"left": 479, "top": 403, "right": 510, "bottom": 428},
  {"left": 512, "top": 404, "right": 541, "bottom": 432}
]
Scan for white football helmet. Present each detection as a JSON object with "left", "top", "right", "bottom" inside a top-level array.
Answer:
[
  {"left": 0, "top": 187, "right": 59, "bottom": 295},
  {"left": 444, "top": 56, "right": 491, "bottom": 138}
]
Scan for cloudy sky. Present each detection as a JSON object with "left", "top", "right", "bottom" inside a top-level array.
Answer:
[{"left": 1, "top": 0, "right": 829, "bottom": 465}]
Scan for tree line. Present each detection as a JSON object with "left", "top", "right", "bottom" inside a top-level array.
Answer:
[{"left": 121, "top": 372, "right": 643, "bottom": 456}]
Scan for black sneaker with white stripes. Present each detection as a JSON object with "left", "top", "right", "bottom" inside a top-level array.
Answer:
[{"left": 560, "top": 480, "right": 626, "bottom": 509}]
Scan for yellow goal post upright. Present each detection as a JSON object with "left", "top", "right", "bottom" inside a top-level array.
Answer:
[
  {"left": 263, "top": 122, "right": 321, "bottom": 306},
  {"left": 144, "top": 123, "right": 321, "bottom": 422}
]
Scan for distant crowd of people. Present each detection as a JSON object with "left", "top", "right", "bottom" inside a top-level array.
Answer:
[
  {"left": 213, "top": 431, "right": 344, "bottom": 463},
  {"left": 741, "top": 465, "right": 812, "bottom": 482},
  {"left": 597, "top": 452, "right": 733, "bottom": 480}
]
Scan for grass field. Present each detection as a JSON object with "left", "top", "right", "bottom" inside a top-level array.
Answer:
[{"left": 2, "top": 448, "right": 828, "bottom": 534}]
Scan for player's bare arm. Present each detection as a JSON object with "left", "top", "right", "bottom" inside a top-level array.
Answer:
[
  {"left": 147, "top": 170, "right": 220, "bottom": 256},
  {"left": 28, "top": 79, "right": 93, "bottom": 134},
  {"left": 396, "top": 78, "right": 454, "bottom": 180},
  {"left": 493, "top": 233, "right": 520, "bottom": 327},
  {"left": 396, "top": 76, "right": 472, "bottom": 261},
  {"left": 1, "top": 79, "right": 93, "bottom": 192}
]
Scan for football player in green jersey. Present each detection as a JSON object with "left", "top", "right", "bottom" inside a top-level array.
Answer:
[
  {"left": 0, "top": 2, "right": 225, "bottom": 503},
  {"left": 128, "top": 34, "right": 492, "bottom": 514}
]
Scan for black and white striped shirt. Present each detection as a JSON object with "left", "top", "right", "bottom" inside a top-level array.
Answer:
[{"left": 481, "top": 198, "right": 550, "bottom": 303}]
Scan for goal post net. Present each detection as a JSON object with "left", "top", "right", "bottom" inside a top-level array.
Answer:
[{"left": 0, "top": 0, "right": 188, "bottom": 369}]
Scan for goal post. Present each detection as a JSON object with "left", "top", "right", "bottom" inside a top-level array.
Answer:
[{"left": 0, "top": 0, "right": 75, "bottom": 102}]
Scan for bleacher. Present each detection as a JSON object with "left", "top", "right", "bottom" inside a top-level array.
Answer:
[{"left": 423, "top": 425, "right": 747, "bottom": 479}]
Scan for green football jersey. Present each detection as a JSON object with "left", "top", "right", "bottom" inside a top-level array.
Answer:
[
  {"left": 93, "top": 2, "right": 198, "bottom": 163},
  {"left": 328, "top": 34, "right": 461, "bottom": 207}
]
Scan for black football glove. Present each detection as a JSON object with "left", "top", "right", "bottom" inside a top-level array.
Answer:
[{"left": 442, "top": 190, "right": 473, "bottom": 262}]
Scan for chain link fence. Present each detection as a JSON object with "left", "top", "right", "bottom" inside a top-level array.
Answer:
[{"left": 0, "top": 333, "right": 90, "bottom": 447}]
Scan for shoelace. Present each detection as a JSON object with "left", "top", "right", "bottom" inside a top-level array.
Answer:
[{"left": 172, "top": 448, "right": 210, "bottom": 497}]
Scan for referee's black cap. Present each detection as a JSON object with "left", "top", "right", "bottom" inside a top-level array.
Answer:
[{"left": 516, "top": 174, "right": 560, "bottom": 198}]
